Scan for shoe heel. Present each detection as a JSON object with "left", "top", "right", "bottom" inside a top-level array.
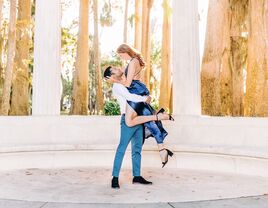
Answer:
[
  {"left": 167, "top": 149, "right": 174, "bottom": 157},
  {"left": 157, "top": 108, "right": 165, "bottom": 114},
  {"left": 169, "top": 115, "right": 174, "bottom": 121}
]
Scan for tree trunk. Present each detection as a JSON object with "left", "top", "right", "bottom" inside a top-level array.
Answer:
[
  {"left": 230, "top": 37, "right": 246, "bottom": 116},
  {"left": 0, "top": 0, "right": 4, "bottom": 110},
  {"left": 10, "top": 0, "right": 31, "bottom": 115},
  {"left": 169, "top": 82, "right": 173, "bottom": 113},
  {"left": 220, "top": 12, "right": 233, "bottom": 116},
  {"left": 244, "top": 0, "right": 268, "bottom": 116},
  {"left": 1, "top": 0, "right": 17, "bottom": 115},
  {"left": 0, "top": 0, "right": 3, "bottom": 26},
  {"left": 93, "top": 0, "right": 104, "bottom": 114},
  {"left": 141, "top": 0, "right": 153, "bottom": 88},
  {"left": 134, "top": 0, "right": 142, "bottom": 50},
  {"left": 159, "top": 0, "right": 171, "bottom": 112},
  {"left": 230, "top": 0, "right": 248, "bottom": 116},
  {"left": 88, "top": 51, "right": 94, "bottom": 115},
  {"left": 201, "top": 0, "right": 231, "bottom": 116},
  {"left": 70, "top": 0, "right": 89, "bottom": 115},
  {"left": 123, "top": 0, "right": 129, "bottom": 43}
]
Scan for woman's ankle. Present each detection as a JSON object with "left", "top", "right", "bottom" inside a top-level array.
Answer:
[
  {"left": 157, "top": 113, "right": 169, "bottom": 121},
  {"left": 157, "top": 143, "right": 165, "bottom": 150}
]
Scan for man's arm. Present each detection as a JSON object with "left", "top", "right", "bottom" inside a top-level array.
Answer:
[{"left": 113, "top": 84, "right": 147, "bottom": 102}]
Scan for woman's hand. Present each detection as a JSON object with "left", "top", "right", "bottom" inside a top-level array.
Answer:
[
  {"left": 145, "top": 96, "right": 152, "bottom": 104},
  {"left": 121, "top": 74, "right": 127, "bottom": 83}
]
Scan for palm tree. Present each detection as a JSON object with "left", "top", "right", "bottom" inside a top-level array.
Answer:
[
  {"left": 10, "top": 0, "right": 31, "bottom": 115},
  {"left": 0, "top": 0, "right": 3, "bottom": 25},
  {"left": 141, "top": 0, "right": 153, "bottom": 87},
  {"left": 244, "top": 0, "right": 268, "bottom": 116},
  {"left": 70, "top": 0, "right": 89, "bottom": 115},
  {"left": 230, "top": 0, "right": 248, "bottom": 116},
  {"left": 134, "top": 0, "right": 142, "bottom": 50},
  {"left": 93, "top": 0, "right": 104, "bottom": 114},
  {"left": 0, "top": 0, "right": 4, "bottom": 110},
  {"left": 201, "top": 0, "right": 231, "bottom": 116},
  {"left": 159, "top": 0, "right": 171, "bottom": 112},
  {"left": 1, "top": 0, "right": 17, "bottom": 115},
  {"left": 123, "top": 0, "right": 129, "bottom": 43}
]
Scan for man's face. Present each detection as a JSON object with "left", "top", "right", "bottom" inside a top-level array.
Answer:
[{"left": 110, "top": 67, "right": 123, "bottom": 80}]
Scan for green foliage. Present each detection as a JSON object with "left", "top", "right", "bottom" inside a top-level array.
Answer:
[
  {"left": 104, "top": 99, "right": 120, "bottom": 115},
  {"left": 162, "top": 0, "right": 172, "bottom": 17},
  {"left": 151, "top": 40, "right": 162, "bottom": 68},
  {"left": 101, "top": 52, "right": 122, "bottom": 68},
  {"left": 61, "top": 76, "right": 72, "bottom": 112},
  {"left": 61, "top": 76, "right": 72, "bottom": 99},
  {"left": 31, "top": 0, "right": 36, "bottom": 17},
  {"left": 88, "top": 49, "right": 97, "bottom": 114},
  {"left": 149, "top": 40, "right": 162, "bottom": 101},
  {"left": 128, "top": 14, "right": 135, "bottom": 28},
  {"left": 60, "top": 27, "right": 77, "bottom": 112},
  {"left": 100, "top": 1, "right": 114, "bottom": 27},
  {"left": 61, "top": 27, "right": 77, "bottom": 54},
  {"left": 151, "top": 97, "right": 159, "bottom": 112}
]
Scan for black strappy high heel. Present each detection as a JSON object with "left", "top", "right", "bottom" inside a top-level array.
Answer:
[
  {"left": 169, "top": 115, "right": 175, "bottom": 121},
  {"left": 156, "top": 108, "right": 165, "bottom": 114},
  {"left": 159, "top": 148, "right": 174, "bottom": 168},
  {"left": 156, "top": 108, "right": 175, "bottom": 121}
]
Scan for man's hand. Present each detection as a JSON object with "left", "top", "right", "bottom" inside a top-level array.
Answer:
[
  {"left": 121, "top": 74, "right": 127, "bottom": 83},
  {"left": 105, "top": 76, "right": 117, "bottom": 84},
  {"left": 145, "top": 96, "right": 152, "bottom": 104}
]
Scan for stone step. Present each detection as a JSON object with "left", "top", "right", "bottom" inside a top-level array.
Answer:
[{"left": 0, "top": 148, "right": 268, "bottom": 178}]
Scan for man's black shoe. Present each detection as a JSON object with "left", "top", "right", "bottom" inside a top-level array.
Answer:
[
  {"left": 132, "top": 176, "right": 152, "bottom": 185},
  {"left": 111, "top": 177, "right": 120, "bottom": 189}
]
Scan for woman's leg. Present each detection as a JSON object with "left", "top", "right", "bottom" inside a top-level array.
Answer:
[
  {"left": 125, "top": 104, "right": 155, "bottom": 127},
  {"left": 125, "top": 103, "right": 173, "bottom": 166},
  {"left": 157, "top": 143, "right": 168, "bottom": 163},
  {"left": 125, "top": 104, "right": 169, "bottom": 127}
]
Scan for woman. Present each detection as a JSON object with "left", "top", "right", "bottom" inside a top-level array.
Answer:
[{"left": 107, "top": 43, "right": 174, "bottom": 168}]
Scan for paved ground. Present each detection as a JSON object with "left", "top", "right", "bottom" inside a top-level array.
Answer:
[
  {"left": 0, "top": 195, "right": 268, "bottom": 208},
  {"left": 0, "top": 168, "right": 268, "bottom": 207}
]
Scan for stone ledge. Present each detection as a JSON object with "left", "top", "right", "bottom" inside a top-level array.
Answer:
[
  {"left": 0, "top": 149, "right": 268, "bottom": 177},
  {"left": 0, "top": 144, "right": 268, "bottom": 160}
]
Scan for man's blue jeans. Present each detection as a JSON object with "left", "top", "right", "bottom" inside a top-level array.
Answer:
[{"left": 112, "top": 115, "right": 143, "bottom": 177}]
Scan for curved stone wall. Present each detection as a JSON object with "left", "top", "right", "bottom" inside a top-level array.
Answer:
[{"left": 0, "top": 116, "right": 268, "bottom": 177}]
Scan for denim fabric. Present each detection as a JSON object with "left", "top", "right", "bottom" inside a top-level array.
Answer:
[{"left": 112, "top": 115, "right": 143, "bottom": 177}]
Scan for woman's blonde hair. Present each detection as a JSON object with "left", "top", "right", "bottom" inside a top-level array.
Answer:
[{"left": 116, "top": 43, "right": 145, "bottom": 68}]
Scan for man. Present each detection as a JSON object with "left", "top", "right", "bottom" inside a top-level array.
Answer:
[{"left": 104, "top": 66, "right": 166, "bottom": 189}]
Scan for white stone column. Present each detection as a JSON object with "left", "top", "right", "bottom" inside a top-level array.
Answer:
[
  {"left": 172, "top": 0, "right": 201, "bottom": 115},
  {"left": 32, "top": 0, "right": 61, "bottom": 115}
]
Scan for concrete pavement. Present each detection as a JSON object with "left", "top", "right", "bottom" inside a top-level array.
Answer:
[
  {"left": 0, "top": 195, "right": 268, "bottom": 208},
  {"left": 0, "top": 168, "right": 268, "bottom": 207}
]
